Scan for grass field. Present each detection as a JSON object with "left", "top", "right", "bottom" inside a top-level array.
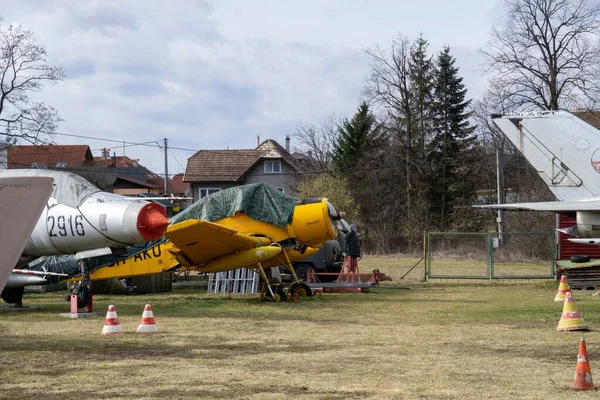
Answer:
[{"left": 1, "top": 258, "right": 598, "bottom": 399}]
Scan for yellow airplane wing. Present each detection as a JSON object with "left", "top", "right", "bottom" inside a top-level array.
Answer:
[{"left": 165, "top": 219, "right": 265, "bottom": 266}]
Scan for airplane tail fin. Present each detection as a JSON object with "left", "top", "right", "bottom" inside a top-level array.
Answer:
[{"left": 493, "top": 111, "right": 600, "bottom": 201}]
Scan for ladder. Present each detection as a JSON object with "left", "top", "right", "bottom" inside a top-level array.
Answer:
[{"left": 207, "top": 268, "right": 260, "bottom": 294}]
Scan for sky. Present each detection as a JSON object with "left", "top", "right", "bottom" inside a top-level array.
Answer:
[{"left": 1, "top": 0, "right": 502, "bottom": 176}]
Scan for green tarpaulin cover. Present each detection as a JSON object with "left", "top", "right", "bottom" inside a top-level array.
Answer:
[{"left": 171, "top": 183, "right": 297, "bottom": 228}]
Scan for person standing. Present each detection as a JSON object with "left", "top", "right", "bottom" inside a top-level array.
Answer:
[{"left": 343, "top": 223, "right": 360, "bottom": 273}]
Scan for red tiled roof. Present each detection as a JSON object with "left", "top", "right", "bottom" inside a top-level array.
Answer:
[
  {"left": 8, "top": 145, "right": 93, "bottom": 169},
  {"left": 147, "top": 174, "right": 190, "bottom": 194},
  {"left": 93, "top": 156, "right": 140, "bottom": 168},
  {"left": 184, "top": 139, "right": 298, "bottom": 182},
  {"left": 168, "top": 173, "right": 190, "bottom": 194}
]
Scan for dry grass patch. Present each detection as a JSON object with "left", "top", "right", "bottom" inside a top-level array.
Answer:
[{"left": 2, "top": 279, "right": 600, "bottom": 399}]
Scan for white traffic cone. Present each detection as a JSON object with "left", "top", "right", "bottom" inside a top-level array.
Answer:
[
  {"left": 136, "top": 304, "right": 158, "bottom": 333},
  {"left": 101, "top": 305, "right": 124, "bottom": 335}
]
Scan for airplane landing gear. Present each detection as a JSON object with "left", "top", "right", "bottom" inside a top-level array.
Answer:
[
  {"left": 1, "top": 287, "right": 24, "bottom": 307},
  {"left": 256, "top": 262, "right": 288, "bottom": 302},
  {"left": 65, "top": 258, "right": 95, "bottom": 315},
  {"left": 288, "top": 281, "right": 312, "bottom": 298},
  {"left": 260, "top": 281, "right": 288, "bottom": 302}
]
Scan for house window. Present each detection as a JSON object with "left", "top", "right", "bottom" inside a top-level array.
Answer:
[
  {"left": 264, "top": 160, "right": 281, "bottom": 174},
  {"left": 275, "top": 187, "right": 284, "bottom": 193},
  {"left": 199, "top": 188, "right": 221, "bottom": 199}
]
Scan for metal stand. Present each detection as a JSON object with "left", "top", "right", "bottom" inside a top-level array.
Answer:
[
  {"left": 60, "top": 256, "right": 103, "bottom": 318},
  {"left": 70, "top": 293, "right": 93, "bottom": 313}
]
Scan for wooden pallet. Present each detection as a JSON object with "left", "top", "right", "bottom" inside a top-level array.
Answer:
[{"left": 557, "top": 260, "right": 600, "bottom": 290}]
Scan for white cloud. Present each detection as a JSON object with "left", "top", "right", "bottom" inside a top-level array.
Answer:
[{"left": 0, "top": 0, "right": 497, "bottom": 175}]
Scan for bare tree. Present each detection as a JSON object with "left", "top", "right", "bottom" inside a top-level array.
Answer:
[
  {"left": 0, "top": 21, "right": 64, "bottom": 143},
  {"left": 292, "top": 114, "right": 342, "bottom": 171},
  {"left": 363, "top": 35, "right": 414, "bottom": 201},
  {"left": 363, "top": 35, "right": 429, "bottom": 248},
  {"left": 482, "top": 0, "right": 600, "bottom": 111},
  {"left": 364, "top": 35, "right": 415, "bottom": 129}
]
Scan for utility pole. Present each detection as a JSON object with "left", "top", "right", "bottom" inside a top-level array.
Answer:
[{"left": 163, "top": 137, "right": 168, "bottom": 194}]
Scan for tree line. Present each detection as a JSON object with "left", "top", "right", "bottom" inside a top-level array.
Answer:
[
  {"left": 295, "top": 0, "right": 600, "bottom": 253},
  {"left": 1, "top": 1, "right": 600, "bottom": 253}
]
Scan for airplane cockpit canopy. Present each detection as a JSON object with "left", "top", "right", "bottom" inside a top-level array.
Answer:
[{"left": 0, "top": 169, "right": 100, "bottom": 208}]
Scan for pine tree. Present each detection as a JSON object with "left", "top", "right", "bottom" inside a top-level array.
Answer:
[
  {"left": 428, "top": 46, "right": 476, "bottom": 231},
  {"left": 409, "top": 34, "right": 435, "bottom": 157},
  {"left": 331, "top": 101, "right": 382, "bottom": 175}
]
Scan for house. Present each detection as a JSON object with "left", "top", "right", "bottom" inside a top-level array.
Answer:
[
  {"left": 110, "top": 175, "right": 161, "bottom": 196},
  {"left": 6, "top": 145, "right": 94, "bottom": 169},
  {"left": 147, "top": 172, "right": 191, "bottom": 198},
  {"left": 3, "top": 145, "right": 184, "bottom": 199},
  {"left": 184, "top": 138, "right": 300, "bottom": 202}
]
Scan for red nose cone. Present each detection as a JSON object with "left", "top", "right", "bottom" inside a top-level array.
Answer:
[{"left": 137, "top": 203, "right": 169, "bottom": 240}]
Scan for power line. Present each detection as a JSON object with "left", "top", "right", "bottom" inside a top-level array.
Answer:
[
  {"left": 90, "top": 141, "right": 159, "bottom": 152},
  {"left": 0, "top": 125, "right": 200, "bottom": 152},
  {"left": 169, "top": 149, "right": 186, "bottom": 171}
]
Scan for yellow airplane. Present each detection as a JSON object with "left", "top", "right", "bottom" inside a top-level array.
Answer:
[{"left": 68, "top": 190, "right": 340, "bottom": 302}]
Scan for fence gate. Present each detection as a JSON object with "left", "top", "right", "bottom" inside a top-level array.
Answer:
[{"left": 426, "top": 232, "right": 555, "bottom": 280}]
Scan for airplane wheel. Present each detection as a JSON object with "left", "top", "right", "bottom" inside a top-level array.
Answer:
[
  {"left": 273, "top": 286, "right": 287, "bottom": 302},
  {"left": 261, "top": 285, "right": 287, "bottom": 302},
  {"left": 1, "top": 287, "right": 24, "bottom": 304},
  {"left": 77, "top": 285, "right": 90, "bottom": 308},
  {"left": 289, "top": 282, "right": 312, "bottom": 298}
]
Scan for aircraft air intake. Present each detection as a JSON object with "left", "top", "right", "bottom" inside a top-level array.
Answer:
[{"left": 136, "top": 203, "right": 170, "bottom": 241}]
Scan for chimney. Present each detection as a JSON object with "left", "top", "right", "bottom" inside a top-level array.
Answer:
[
  {"left": 308, "top": 150, "right": 313, "bottom": 158},
  {"left": 102, "top": 148, "right": 110, "bottom": 160},
  {"left": 285, "top": 135, "right": 290, "bottom": 152},
  {"left": 257, "top": 135, "right": 260, "bottom": 147}
]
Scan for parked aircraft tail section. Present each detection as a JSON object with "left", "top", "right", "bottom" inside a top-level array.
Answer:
[
  {"left": 0, "top": 176, "right": 54, "bottom": 294},
  {"left": 493, "top": 111, "right": 600, "bottom": 201}
]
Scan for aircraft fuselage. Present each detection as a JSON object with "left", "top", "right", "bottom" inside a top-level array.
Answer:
[{"left": 24, "top": 191, "right": 168, "bottom": 256}]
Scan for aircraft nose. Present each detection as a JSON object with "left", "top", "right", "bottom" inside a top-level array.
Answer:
[{"left": 137, "top": 203, "right": 169, "bottom": 240}]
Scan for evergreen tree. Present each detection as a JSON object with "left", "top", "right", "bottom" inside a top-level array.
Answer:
[
  {"left": 409, "top": 34, "right": 435, "bottom": 157},
  {"left": 331, "top": 101, "right": 382, "bottom": 175},
  {"left": 428, "top": 46, "right": 476, "bottom": 231}
]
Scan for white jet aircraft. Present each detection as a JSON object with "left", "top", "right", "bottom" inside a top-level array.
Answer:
[
  {"left": 0, "top": 169, "right": 171, "bottom": 306},
  {"left": 477, "top": 111, "right": 600, "bottom": 245}
]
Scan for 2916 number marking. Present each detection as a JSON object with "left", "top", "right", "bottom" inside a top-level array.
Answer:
[{"left": 48, "top": 215, "right": 85, "bottom": 237}]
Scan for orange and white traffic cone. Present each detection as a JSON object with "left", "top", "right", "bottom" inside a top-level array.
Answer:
[
  {"left": 557, "top": 292, "right": 589, "bottom": 331},
  {"left": 573, "top": 337, "right": 598, "bottom": 391},
  {"left": 554, "top": 275, "right": 572, "bottom": 302},
  {"left": 136, "top": 304, "right": 158, "bottom": 333},
  {"left": 101, "top": 305, "right": 124, "bottom": 335}
]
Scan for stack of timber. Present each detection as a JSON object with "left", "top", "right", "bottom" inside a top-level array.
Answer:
[{"left": 557, "top": 258, "right": 600, "bottom": 290}]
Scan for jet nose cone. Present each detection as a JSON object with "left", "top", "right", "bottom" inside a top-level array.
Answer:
[{"left": 137, "top": 203, "right": 169, "bottom": 240}]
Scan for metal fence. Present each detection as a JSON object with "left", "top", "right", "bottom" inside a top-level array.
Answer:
[{"left": 426, "top": 232, "right": 556, "bottom": 280}]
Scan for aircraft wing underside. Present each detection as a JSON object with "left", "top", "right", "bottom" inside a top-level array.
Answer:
[
  {"left": 475, "top": 198, "right": 600, "bottom": 212},
  {"left": 165, "top": 219, "right": 264, "bottom": 265}
]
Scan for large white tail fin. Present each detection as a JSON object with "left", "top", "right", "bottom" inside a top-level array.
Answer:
[
  {"left": 493, "top": 111, "right": 600, "bottom": 201},
  {"left": 0, "top": 176, "right": 53, "bottom": 293}
]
